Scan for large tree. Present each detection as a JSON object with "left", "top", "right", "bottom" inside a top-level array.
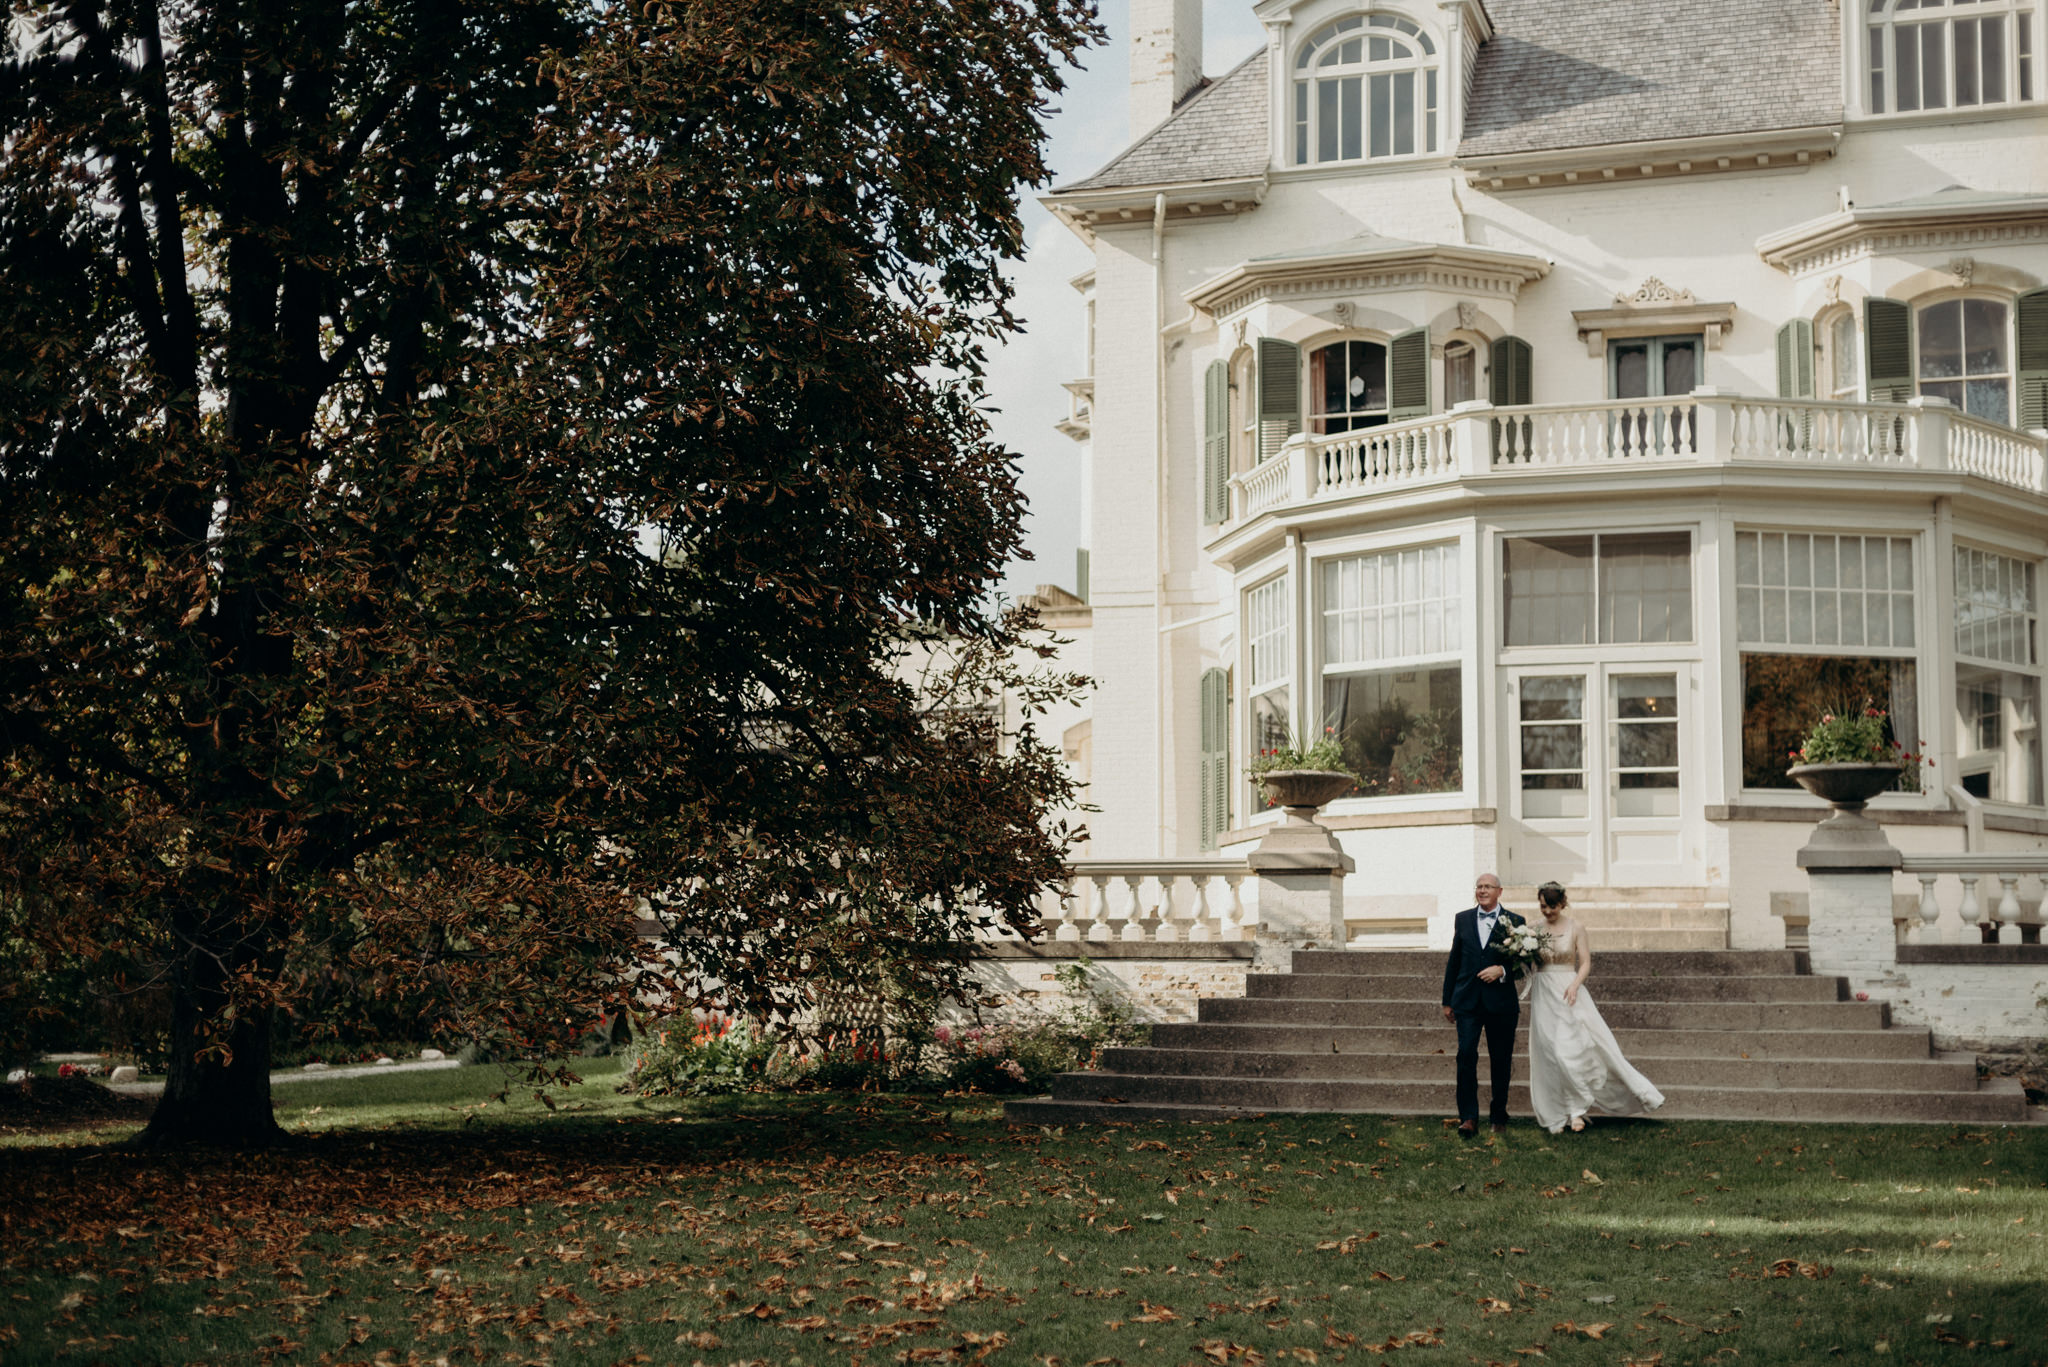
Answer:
[{"left": 0, "top": 0, "right": 1098, "bottom": 1146}]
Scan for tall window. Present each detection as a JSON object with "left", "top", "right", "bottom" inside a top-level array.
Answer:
[
  {"left": 1310, "top": 339, "right": 1389, "bottom": 433},
  {"left": 1320, "top": 544, "right": 1461, "bottom": 796},
  {"left": 1444, "top": 342, "right": 1478, "bottom": 407},
  {"left": 1736, "top": 530, "right": 1921, "bottom": 790},
  {"left": 1293, "top": 14, "right": 1440, "bottom": 166},
  {"left": 1827, "top": 310, "right": 1862, "bottom": 401},
  {"left": 1918, "top": 298, "right": 2011, "bottom": 424},
  {"left": 1503, "top": 533, "right": 1694, "bottom": 647},
  {"left": 1868, "top": 0, "right": 2038, "bottom": 113},
  {"left": 1954, "top": 546, "right": 2042, "bottom": 804},
  {"left": 1246, "top": 575, "right": 1293, "bottom": 773}
]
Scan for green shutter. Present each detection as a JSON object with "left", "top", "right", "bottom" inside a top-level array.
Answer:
[
  {"left": 1203, "top": 359, "right": 1229, "bottom": 523},
  {"left": 1255, "top": 337, "right": 1301, "bottom": 461},
  {"left": 2017, "top": 288, "right": 2048, "bottom": 431},
  {"left": 1776, "top": 319, "right": 1815, "bottom": 398},
  {"left": 1389, "top": 327, "right": 1430, "bottom": 420},
  {"left": 1865, "top": 298, "right": 1913, "bottom": 403},
  {"left": 1490, "top": 335, "right": 1532, "bottom": 406},
  {"left": 1198, "top": 668, "right": 1230, "bottom": 851}
]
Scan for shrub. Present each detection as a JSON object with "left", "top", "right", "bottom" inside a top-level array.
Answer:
[{"left": 621, "top": 1014, "right": 781, "bottom": 1097}]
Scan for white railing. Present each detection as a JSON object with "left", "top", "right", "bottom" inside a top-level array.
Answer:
[
  {"left": 980, "top": 859, "right": 1251, "bottom": 944},
  {"left": 1896, "top": 853, "right": 2048, "bottom": 946},
  {"left": 1222, "top": 395, "right": 2048, "bottom": 530},
  {"left": 1949, "top": 411, "right": 2048, "bottom": 491},
  {"left": 1316, "top": 416, "right": 1459, "bottom": 495},
  {"left": 1491, "top": 397, "right": 1698, "bottom": 466},
  {"left": 1725, "top": 396, "right": 1916, "bottom": 465},
  {"left": 1236, "top": 446, "right": 1300, "bottom": 520}
]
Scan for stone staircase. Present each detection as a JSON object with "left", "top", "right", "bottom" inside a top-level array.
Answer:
[
  {"left": 1007, "top": 949, "right": 2033, "bottom": 1126},
  {"left": 1497, "top": 887, "right": 1729, "bottom": 950}
]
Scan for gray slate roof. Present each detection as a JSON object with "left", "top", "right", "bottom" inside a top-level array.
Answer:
[
  {"left": 1461, "top": 0, "right": 1842, "bottom": 157},
  {"left": 1056, "top": 0, "right": 1844, "bottom": 193},
  {"left": 1061, "top": 48, "right": 1271, "bottom": 192}
]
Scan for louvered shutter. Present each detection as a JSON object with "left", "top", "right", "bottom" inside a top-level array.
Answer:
[
  {"left": 1776, "top": 319, "right": 1815, "bottom": 397},
  {"left": 1865, "top": 298, "right": 1913, "bottom": 403},
  {"left": 1490, "top": 335, "right": 1532, "bottom": 405},
  {"left": 1389, "top": 327, "right": 1430, "bottom": 420},
  {"left": 1256, "top": 337, "right": 1301, "bottom": 460},
  {"left": 1203, "top": 360, "right": 1229, "bottom": 523},
  {"left": 1198, "top": 668, "right": 1230, "bottom": 851},
  {"left": 2017, "top": 288, "right": 2048, "bottom": 432}
]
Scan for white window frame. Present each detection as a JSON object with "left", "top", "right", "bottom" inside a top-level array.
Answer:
[
  {"left": 1914, "top": 294, "right": 2016, "bottom": 426},
  {"left": 1952, "top": 542, "right": 2043, "bottom": 807},
  {"left": 1243, "top": 573, "right": 1295, "bottom": 814},
  {"left": 1292, "top": 13, "right": 1441, "bottom": 167},
  {"left": 1863, "top": 0, "right": 2042, "bottom": 117}
]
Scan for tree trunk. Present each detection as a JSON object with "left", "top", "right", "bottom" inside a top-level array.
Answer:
[{"left": 136, "top": 952, "right": 285, "bottom": 1150}]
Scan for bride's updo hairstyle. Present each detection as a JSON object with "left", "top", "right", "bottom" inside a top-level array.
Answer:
[{"left": 1537, "top": 882, "right": 1569, "bottom": 911}]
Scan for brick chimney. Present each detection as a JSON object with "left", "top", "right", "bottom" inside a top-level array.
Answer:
[{"left": 1130, "top": 0, "right": 1204, "bottom": 136}]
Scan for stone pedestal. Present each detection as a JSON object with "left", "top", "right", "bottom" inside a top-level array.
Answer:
[
  {"left": 1795, "top": 772, "right": 1902, "bottom": 979},
  {"left": 1247, "top": 798, "right": 1355, "bottom": 972}
]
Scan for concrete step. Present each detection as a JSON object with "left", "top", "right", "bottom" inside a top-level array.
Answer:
[
  {"left": 1289, "top": 949, "right": 1809, "bottom": 976},
  {"left": 1246, "top": 973, "right": 1846, "bottom": 1003},
  {"left": 1147, "top": 1021, "right": 1933, "bottom": 1060},
  {"left": 1096, "top": 1045, "right": 1979, "bottom": 1092},
  {"left": 1196, "top": 996, "right": 1890, "bottom": 1032},
  {"left": 1032, "top": 1072, "right": 2029, "bottom": 1125}
]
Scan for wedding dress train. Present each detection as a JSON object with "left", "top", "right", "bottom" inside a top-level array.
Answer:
[{"left": 1526, "top": 922, "right": 1665, "bottom": 1133}]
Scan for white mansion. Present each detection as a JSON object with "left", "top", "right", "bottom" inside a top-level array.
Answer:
[{"left": 1040, "top": 0, "right": 2048, "bottom": 951}]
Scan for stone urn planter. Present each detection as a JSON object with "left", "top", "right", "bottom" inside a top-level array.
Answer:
[
  {"left": 1255, "top": 767, "right": 1359, "bottom": 823},
  {"left": 1787, "top": 761, "right": 1903, "bottom": 869}
]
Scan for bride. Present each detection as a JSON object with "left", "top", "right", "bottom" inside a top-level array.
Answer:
[{"left": 1526, "top": 882, "right": 1665, "bottom": 1133}]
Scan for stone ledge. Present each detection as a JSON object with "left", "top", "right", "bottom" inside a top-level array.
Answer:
[
  {"left": 1707, "top": 803, "right": 2048, "bottom": 836},
  {"left": 1896, "top": 944, "right": 2048, "bottom": 965},
  {"left": 974, "top": 942, "right": 1255, "bottom": 961},
  {"left": 1219, "top": 807, "right": 1495, "bottom": 846}
]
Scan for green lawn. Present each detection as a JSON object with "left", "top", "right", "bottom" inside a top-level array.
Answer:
[{"left": 2, "top": 1066, "right": 2044, "bottom": 1367}]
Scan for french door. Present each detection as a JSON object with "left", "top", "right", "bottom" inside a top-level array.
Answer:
[{"left": 1506, "top": 664, "right": 1697, "bottom": 887}]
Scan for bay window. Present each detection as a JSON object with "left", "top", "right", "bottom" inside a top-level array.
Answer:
[
  {"left": 1320, "top": 543, "right": 1462, "bottom": 796},
  {"left": 1954, "top": 546, "right": 2042, "bottom": 804},
  {"left": 1737, "top": 530, "right": 1921, "bottom": 790}
]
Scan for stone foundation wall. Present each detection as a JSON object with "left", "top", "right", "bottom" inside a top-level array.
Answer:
[
  {"left": 1859, "top": 948, "right": 2048, "bottom": 1052},
  {"left": 957, "top": 945, "right": 1252, "bottom": 1025}
]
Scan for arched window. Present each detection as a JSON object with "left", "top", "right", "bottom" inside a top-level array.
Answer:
[
  {"left": 1444, "top": 341, "right": 1478, "bottom": 407},
  {"left": 1293, "top": 14, "right": 1439, "bottom": 165},
  {"left": 1311, "top": 338, "right": 1389, "bottom": 433},
  {"left": 1867, "top": 0, "right": 2038, "bottom": 114},
  {"left": 1918, "top": 297, "right": 2011, "bottom": 423}
]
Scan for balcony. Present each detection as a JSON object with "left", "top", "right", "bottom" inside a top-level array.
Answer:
[{"left": 1225, "top": 392, "right": 2048, "bottom": 530}]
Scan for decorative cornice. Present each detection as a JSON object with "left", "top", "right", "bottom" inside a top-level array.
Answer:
[
  {"left": 1572, "top": 284, "right": 1736, "bottom": 355},
  {"left": 1458, "top": 124, "right": 1842, "bottom": 193},
  {"left": 1756, "top": 193, "right": 2048, "bottom": 275},
  {"left": 1184, "top": 241, "right": 1551, "bottom": 319},
  {"left": 1040, "top": 176, "right": 1269, "bottom": 243}
]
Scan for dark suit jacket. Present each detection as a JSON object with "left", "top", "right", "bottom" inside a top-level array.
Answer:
[{"left": 1441, "top": 905, "right": 1525, "bottom": 1017}]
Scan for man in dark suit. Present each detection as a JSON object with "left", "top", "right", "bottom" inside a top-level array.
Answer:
[{"left": 1441, "top": 873, "right": 1523, "bottom": 1137}]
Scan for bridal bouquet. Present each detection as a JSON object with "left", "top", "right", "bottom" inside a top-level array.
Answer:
[{"left": 1493, "top": 921, "right": 1553, "bottom": 981}]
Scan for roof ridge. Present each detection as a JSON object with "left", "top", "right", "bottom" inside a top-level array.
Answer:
[{"left": 1055, "top": 45, "right": 1270, "bottom": 195}]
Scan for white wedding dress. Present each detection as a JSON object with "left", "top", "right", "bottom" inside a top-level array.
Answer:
[{"left": 1526, "top": 920, "right": 1666, "bottom": 1133}]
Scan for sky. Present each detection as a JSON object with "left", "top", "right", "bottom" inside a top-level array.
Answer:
[{"left": 988, "top": 1, "right": 1268, "bottom": 600}]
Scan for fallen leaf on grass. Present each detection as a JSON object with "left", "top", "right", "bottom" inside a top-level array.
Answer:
[
  {"left": 1478, "top": 1297, "right": 1514, "bottom": 1314},
  {"left": 674, "top": 1331, "right": 720, "bottom": 1349},
  {"left": 1580, "top": 1169, "right": 1604, "bottom": 1185},
  {"left": 1768, "top": 1259, "right": 1832, "bottom": 1280}
]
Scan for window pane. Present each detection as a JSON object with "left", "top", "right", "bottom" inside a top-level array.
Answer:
[
  {"left": 1870, "top": 25, "right": 1887, "bottom": 110},
  {"left": 1898, "top": 25, "right": 1922, "bottom": 109},
  {"left": 1922, "top": 22, "right": 1947, "bottom": 107},
  {"left": 1354, "top": 340, "right": 1387, "bottom": 411},
  {"left": 1919, "top": 300, "right": 1962, "bottom": 379},
  {"left": 1962, "top": 298, "right": 2008, "bottom": 376},
  {"left": 1425, "top": 68, "right": 1438, "bottom": 151},
  {"left": 1368, "top": 74, "right": 1390, "bottom": 158},
  {"left": 1392, "top": 70, "right": 1415, "bottom": 155},
  {"left": 1251, "top": 686, "right": 1293, "bottom": 775},
  {"left": 1520, "top": 674, "right": 1585, "bottom": 722},
  {"left": 1600, "top": 531, "right": 1694, "bottom": 644},
  {"left": 1445, "top": 345, "right": 1476, "bottom": 405},
  {"left": 1831, "top": 312, "right": 1861, "bottom": 395},
  {"left": 1295, "top": 82, "right": 1310, "bottom": 164},
  {"left": 1504, "top": 537, "right": 1594, "bottom": 646},
  {"left": 2022, "top": 16, "right": 2035, "bottom": 100},
  {"left": 1966, "top": 379, "right": 2011, "bottom": 424},
  {"left": 1323, "top": 665, "right": 1462, "bottom": 795},
  {"left": 1614, "top": 342, "right": 1650, "bottom": 399},
  {"left": 1317, "top": 79, "right": 1340, "bottom": 162},
  {"left": 1341, "top": 76, "right": 1363, "bottom": 161},
  {"left": 1661, "top": 339, "right": 1699, "bottom": 397},
  {"left": 1956, "top": 15, "right": 1981, "bottom": 103},
  {"left": 1955, "top": 665, "right": 2043, "bottom": 804},
  {"left": 1742, "top": 654, "right": 1920, "bottom": 789},
  {"left": 1982, "top": 16, "right": 2006, "bottom": 102}
]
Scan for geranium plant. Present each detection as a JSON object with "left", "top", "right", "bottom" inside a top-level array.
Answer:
[
  {"left": 1244, "top": 728, "right": 1357, "bottom": 779},
  {"left": 1791, "top": 705, "right": 1929, "bottom": 791}
]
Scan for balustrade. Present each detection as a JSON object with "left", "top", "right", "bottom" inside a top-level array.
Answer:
[
  {"left": 978, "top": 860, "right": 1251, "bottom": 945},
  {"left": 1897, "top": 854, "right": 2047, "bottom": 946}
]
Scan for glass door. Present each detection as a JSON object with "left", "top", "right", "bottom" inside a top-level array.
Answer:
[
  {"left": 1609, "top": 335, "right": 1700, "bottom": 456},
  {"left": 1507, "top": 665, "right": 1696, "bottom": 888}
]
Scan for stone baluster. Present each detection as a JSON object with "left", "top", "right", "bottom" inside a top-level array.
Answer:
[
  {"left": 1120, "top": 874, "right": 1146, "bottom": 941},
  {"left": 1954, "top": 873, "right": 1982, "bottom": 945},
  {"left": 1085, "top": 874, "right": 1111, "bottom": 941},
  {"left": 1995, "top": 873, "right": 2024, "bottom": 945},
  {"left": 1914, "top": 872, "right": 1942, "bottom": 945},
  {"left": 1154, "top": 874, "right": 1183, "bottom": 942}
]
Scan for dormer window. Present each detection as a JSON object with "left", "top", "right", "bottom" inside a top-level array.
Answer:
[
  {"left": 1866, "top": 0, "right": 2038, "bottom": 114},
  {"left": 1293, "top": 14, "right": 1439, "bottom": 165}
]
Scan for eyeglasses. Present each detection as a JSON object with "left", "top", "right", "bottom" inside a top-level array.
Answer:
[{"left": 1474, "top": 885, "right": 1500, "bottom": 892}]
